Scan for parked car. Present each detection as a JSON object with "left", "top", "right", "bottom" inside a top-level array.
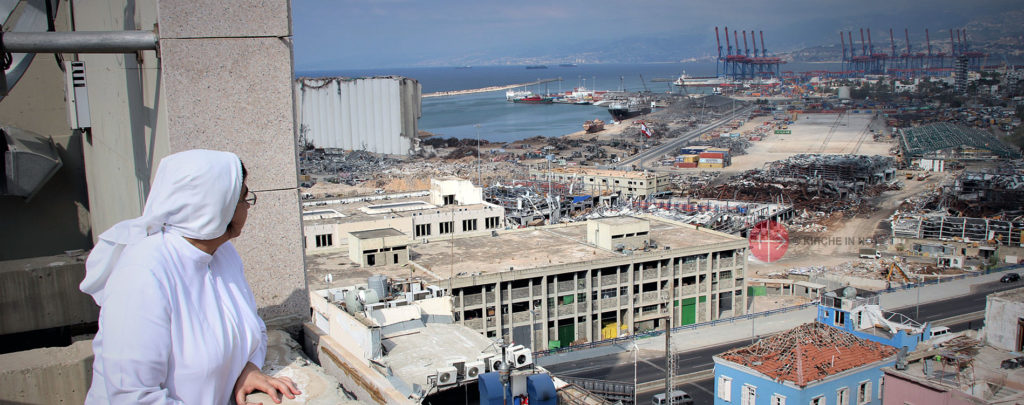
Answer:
[
  {"left": 653, "top": 390, "right": 694, "bottom": 405},
  {"left": 1001, "top": 273, "right": 1021, "bottom": 283}
]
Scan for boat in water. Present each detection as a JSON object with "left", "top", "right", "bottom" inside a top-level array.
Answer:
[
  {"left": 525, "top": 65, "right": 548, "bottom": 69},
  {"left": 673, "top": 72, "right": 729, "bottom": 87},
  {"left": 512, "top": 94, "right": 554, "bottom": 104},
  {"left": 607, "top": 97, "right": 651, "bottom": 121},
  {"left": 583, "top": 119, "right": 605, "bottom": 133}
]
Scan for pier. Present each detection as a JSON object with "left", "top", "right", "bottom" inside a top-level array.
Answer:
[{"left": 422, "top": 78, "right": 560, "bottom": 98}]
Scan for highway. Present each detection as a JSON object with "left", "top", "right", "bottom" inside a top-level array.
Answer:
[
  {"left": 545, "top": 279, "right": 1019, "bottom": 404},
  {"left": 618, "top": 104, "right": 754, "bottom": 169}
]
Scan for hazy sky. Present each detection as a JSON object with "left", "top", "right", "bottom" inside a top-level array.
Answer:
[{"left": 292, "top": 0, "right": 1023, "bottom": 70}]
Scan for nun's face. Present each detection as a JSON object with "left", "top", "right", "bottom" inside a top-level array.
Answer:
[{"left": 227, "top": 182, "right": 251, "bottom": 239}]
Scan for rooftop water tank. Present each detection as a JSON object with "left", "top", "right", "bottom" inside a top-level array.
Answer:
[
  {"left": 368, "top": 275, "right": 388, "bottom": 300},
  {"left": 344, "top": 291, "right": 363, "bottom": 314}
]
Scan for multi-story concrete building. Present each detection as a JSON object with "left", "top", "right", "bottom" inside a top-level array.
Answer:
[
  {"left": 528, "top": 167, "right": 671, "bottom": 200},
  {"left": 309, "top": 214, "right": 748, "bottom": 351},
  {"left": 302, "top": 177, "right": 505, "bottom": 254}
]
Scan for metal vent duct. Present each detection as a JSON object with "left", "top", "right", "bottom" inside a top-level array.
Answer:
[{"left": 1, "top": 125, "right": 62, "bottom": 199}]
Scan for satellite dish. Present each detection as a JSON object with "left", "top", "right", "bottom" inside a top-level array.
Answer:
[
  {"left": 1, "top": 0, "right": 55, "bottom": 100},
  {"left": 842, "top": 286, "right": 857, "bottom": 298}
]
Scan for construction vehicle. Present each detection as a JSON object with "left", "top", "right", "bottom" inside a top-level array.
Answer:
[
  {"left": 883, "top": 259, "right": 912, "bottom": 284},
  {"left": 905, "top": 172, "right": 914, "bottom": 180}
]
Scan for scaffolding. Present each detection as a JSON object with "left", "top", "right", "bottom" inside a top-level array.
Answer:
[
  {"left": 891, "top": 214, "right": 1024, "bottom": 246},
  {"left": 899, "top": 123, "right": 1021, "bottom": 160}
]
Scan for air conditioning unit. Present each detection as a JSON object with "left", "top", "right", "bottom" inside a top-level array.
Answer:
[
  {"left": 509, "top": 347, "right": 533, "bottom": 369},
  {"left": 436, "top": 366, "right": 457, "bottom": 386},
  {"left": 476, "top": 354, "right": 496, "bottom": 372},
  {"left": 463, "top": 361, "right": 484, "bottom": 380},
  {"left": 504, "top": 345, "right": 525, "bottom": 365},
  {"left": 489, "top": 356, "right": 505, "bottom": 373}
]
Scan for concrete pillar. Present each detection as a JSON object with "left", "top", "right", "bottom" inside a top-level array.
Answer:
[
  {"left": 458, "top": 289, "right": 465, "bottom": 325},
  {"left": 627, "top": 261, "right": 635, "bottom": 335},
  {"left": 548, "top": 274, "right": 556, "bottom": 344},
  {"left": 155, "top": 0, "right": 304, "bottom": 329},
  {"left": 572, "top": 271, "right": 578, "bottom": 342},
  {"left": 506, "top": 281, "right": 513, "bottom": 342},
  {"left": 540, "top": 276, "right": 548, "bottom": 347},
  {"left": 584, "top": 269, "right": 593, "bottom": 343},
  {"left": 494, "top": 281, "right": 502, "bottom": 339}
]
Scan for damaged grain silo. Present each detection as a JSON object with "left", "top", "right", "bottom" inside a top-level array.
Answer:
[{"left": 295, "top": 76, "right": 422, "bottom": 155}]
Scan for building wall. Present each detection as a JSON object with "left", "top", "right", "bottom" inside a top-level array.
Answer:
[
  {"left": 528, "top": 169, "right": 669, "bottom": 200},
  {"left": 296, "top": 77, "right": 421, "bottom": 155},
  {"left": 303, "top": 204, "right": 505, "bottom": 254},
  {"left": 881, "top": 370, "right": 968, "bottom": 405},
  {"left": 0, "top": 0, "right": 95, "bottom": 261},
  {"left": 983, "top": 292, "right": 1024, "bottom": 352},
  {"left": 714, "top": 358, "right": 891, "bottom": 405},
  {"left": 430, "top": 178, "right": 483, "bottom": 206},
  {"left": 451, "top": 243, "right": 747, "bottom": 351},
  {"left": 75, "top": 0, "right": 169, "bottom": 243}
]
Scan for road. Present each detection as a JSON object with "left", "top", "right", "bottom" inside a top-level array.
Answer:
[
  {"left": 619, "top": 105, "right": 754, "bottom": 169},
  {"left": 545, "top": 279, "right": 1019, "bottom": 404}
]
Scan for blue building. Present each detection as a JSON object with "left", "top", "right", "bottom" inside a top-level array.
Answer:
[
  {"left": 816, "top": 287, "right": 932, "bottom": 351},
  {"left": 713, "top": 323, "right": 898, "bottom": 405}
]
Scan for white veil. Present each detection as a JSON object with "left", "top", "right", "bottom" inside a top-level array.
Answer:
[{"left": 80, "top": 149, "right": 243, "bottom": 306}]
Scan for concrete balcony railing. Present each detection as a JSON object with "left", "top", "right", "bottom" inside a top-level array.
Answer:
[
  {"left": 642, "top": 268, "right": 658, "bottom": 280},
  {"left": 600, "top": 274, "right": 617, "bottom": 286},
  {"left": 680, "top": 285, "right": 697, "bottom": 296},
  {"left": 464, "top": 318, "right": 484, "bottom": 330},
  {"left": 463, "top": 294, "right": 482, "bottom": 306},
  {"left": 511, "top": 312, "right": 531, "bottom": 323},
  {"left": 557, "top": 280, "right": 574, "bottom": 293},
  {"left": 699, "top": 284, "right": 708, "bottom": 293},
  {"left": 599, "top": 297, "right": 617, "bottom": 308},
  {"left": 557, "top": 305, "right": 574, "bottom": 316}
]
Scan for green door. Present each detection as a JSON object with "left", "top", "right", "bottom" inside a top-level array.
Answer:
[
  {"left": 680, "top": 298, "right": 696, "bottom": 325},
  {"left": 558, "top": 324, "right": 575, "bottom": 348}
]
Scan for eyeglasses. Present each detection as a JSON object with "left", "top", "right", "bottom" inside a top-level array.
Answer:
[{"left": 244, "top": 190, "right": 257, "bottom": 207}]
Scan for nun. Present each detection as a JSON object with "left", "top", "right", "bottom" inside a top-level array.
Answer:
[{"left": 80, "top": 149, "right": 301, "bottom": 404}]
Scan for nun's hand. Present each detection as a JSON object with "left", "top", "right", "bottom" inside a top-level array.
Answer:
[{"left": 233, "top": 362, "right": 301, "bottom": 404}]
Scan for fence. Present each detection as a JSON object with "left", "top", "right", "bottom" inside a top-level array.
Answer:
[
  {"left": 533, "top": 264, "right": 1021, "bottom": 358},
  {"left": 557, "top": 376, "right": 635, "bottom": 404}
]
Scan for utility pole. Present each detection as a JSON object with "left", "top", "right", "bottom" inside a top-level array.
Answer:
[
  {"left": 475, "top": 124, "right": 482, "bottom": 187},
  {"left": 665, "top": 315, "right": 674, "bottom": 404}
]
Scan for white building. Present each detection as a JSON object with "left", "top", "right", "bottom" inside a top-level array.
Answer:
[{"left": 303, "top": 178, "right": 505, "bottom": 254}]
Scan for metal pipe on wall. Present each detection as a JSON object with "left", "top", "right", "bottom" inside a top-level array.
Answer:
[{"left": 3, "top": 31, "right": 157, "bottom": 54}]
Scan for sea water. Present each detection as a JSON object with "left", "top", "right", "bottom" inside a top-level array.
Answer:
[{"left": 297, "top": 62, "right": 834, "bottom": 142}]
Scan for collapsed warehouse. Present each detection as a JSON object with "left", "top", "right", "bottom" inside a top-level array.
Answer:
[
  {"left": 947, "top": 167, "right": 1024, "bottom": 217},
  {"left": 628, "top": 198, "right": 794, "bottom": 235},
  {"left": 694, "top": 154, "right": 899, "bottom": 219}
]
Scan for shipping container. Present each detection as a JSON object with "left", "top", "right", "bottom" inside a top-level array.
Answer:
[
  {"left": 674, "top": 162, "right": 698, "bottom": 168},
  {"left": 699, "top": 158, "right": 724, "bottom": 164},
  {"left": 699, "top": 152, "right": 725, "bottom": 159},
  {"left": 698, "top": 162, "right": 724, "bottom": 169},
  {"left": 750, "top": 136, "right": 762, "bottom": 141}
]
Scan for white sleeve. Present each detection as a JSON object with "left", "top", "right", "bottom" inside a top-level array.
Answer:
[
  {"left": 97, "top": 266, "right": 183, "bottom": 404},
  {"left": 248, "top": 315, "right": 268, "bottom": 369}
]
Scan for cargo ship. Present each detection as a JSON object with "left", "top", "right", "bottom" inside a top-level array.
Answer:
[
  {"left": 607, "top": 97, "right": 651, "bottom": 121},
  {"left": 525, "top": 65, "right": 548, "bottom": 69}
]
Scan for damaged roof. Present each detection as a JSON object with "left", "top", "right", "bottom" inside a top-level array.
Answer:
[{"left": 716, "top": 323, "right": 898, "bottom": 387}]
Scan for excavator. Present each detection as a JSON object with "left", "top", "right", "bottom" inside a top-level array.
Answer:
[{"left": 882, "top": 259, "right": 912, "bottom": 284}]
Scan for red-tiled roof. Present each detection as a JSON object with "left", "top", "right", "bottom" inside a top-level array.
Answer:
[{"left": 717, "top": 323, "right": 898, "bottom": 387}]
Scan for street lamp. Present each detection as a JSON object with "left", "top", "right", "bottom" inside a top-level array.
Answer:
[{"left": 633, "top": 338, "right": 639, "bottom": 405}]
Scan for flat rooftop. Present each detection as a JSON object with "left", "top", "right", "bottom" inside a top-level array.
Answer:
[
  {"left": 303, "top": 193, "right": 494, "bottom": 227},
  {"left": 989, "top": 286, "right": 1024, "bottom": 303},
  {"left": 536, "top": 167, "right": 661, "bottom": 179},
  {"left": 307, "top": 216, "right": 742, "bottom": 288},
  {"left": 351, "top": 228, "right": 406, "bottom": 239},
  {"left": 384, "top": 323, "right": 494, "bottom": 392}
]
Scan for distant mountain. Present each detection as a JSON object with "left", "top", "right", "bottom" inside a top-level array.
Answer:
[
  {"left": 782, "top": 10, "right": 1024, "bottom": 64},
  {"left": 413, "top": 34, "right": 719, "bottom": 67}
]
